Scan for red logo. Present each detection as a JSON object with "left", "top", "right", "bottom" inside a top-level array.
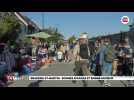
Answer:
[{"left": 121, "top": 16, "right": 129, "bottom": 24}]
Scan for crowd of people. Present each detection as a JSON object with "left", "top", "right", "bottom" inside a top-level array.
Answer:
[
  {"left": 0, "top": 33, "right": 134, "bottom": 87},
  {"left": 33, "top": 39, "right": 73, "bottom": 63},
  {"left": 89, "top": 37, "right": 134, "bottom": 76},
  {"left": 0, "top": 37, "right": 75, "bottom": 86},
  {"left": 72, "top": 33, "right": 134, "bottom": 87}
]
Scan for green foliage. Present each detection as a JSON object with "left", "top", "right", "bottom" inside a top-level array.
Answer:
[
  {"left": 43, "top": 27, "right": 64, "bottom": 43},
  {"left": 68, "top": 35, "right": 76, "bottom": 44},
  {"left": 0, "top": 15, "right": 21, "bottom": 42},
  {"left": 23, "top": 37, "right": 32, "bottom": 44},
  {"left": 81, "top": 32, "right": 88, "bottom": 34}
]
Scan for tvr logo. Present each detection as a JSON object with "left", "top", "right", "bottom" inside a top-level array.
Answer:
[{"left": 6, "top": 75, "right": 24, "bottom": 81}]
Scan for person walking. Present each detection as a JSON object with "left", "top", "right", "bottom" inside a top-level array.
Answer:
[
  {"left": 117, "top": 37, "right": 133, "bottom": 76},
  {"left": 99, "top": 38, "right": 116, "bottom": 87},
  {"left": 73, "top": 33, "right": 91, "bottom": 87},
  {"left": 0, "top": 44, "right": 16, "bottom": 73},
  {"left": 94, "top": 39, "right": 104, "bottom": 76},
  {"left": 64, "top": 42, "right": 70, "bottom": 62},
  {"left": 60, "top": 44, "right": 65, "bottom": 62}
]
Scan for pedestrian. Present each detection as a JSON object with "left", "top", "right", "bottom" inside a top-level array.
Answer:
[
  {"left": 59, "top": 44, "right": 65, "bottom": 61},
  {"left": 99, "top": 38, "right": 116, "bottom": 87},
  {"left": 31, "top": 37, "right": 37, "bottom": 57},
  {"left": 73, "top": 33, "right": 91, "bottom": 87},
  {"left": 117, "top": 37, "right": 133, "bottom": 76},
  {"left": 57, "top": 49, "right": 63, "bottom": 62},
  {"left": 49, "top": 43, "right": 55, "bottom": 57},
  {"left": 94, "top": 38, "right": 103, "bottom": 76},
  {"left": 0, "top": 43, "right": 8, "bottom": 83},
  {"left": 64, "top": 42, "right": 70, "bottom": 62}
]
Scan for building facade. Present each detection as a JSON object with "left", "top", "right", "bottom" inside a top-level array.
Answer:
[
  {"left": 13, "top": 12, "right": 41, "bottom": 41},
  {"left": 0, "top": 12, "right": 41, "bottom": 41},
  {"left": 128, "top": 23, "right": 134, "bottom": 51}
]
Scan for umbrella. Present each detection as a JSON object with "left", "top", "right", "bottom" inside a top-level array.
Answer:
[{"left": 26, "top": 32, "right": 51, "bottom": 39}]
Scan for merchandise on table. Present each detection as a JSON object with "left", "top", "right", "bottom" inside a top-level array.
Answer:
[{"left": 22, "top": 65, "right": 32, "bottom": 75}]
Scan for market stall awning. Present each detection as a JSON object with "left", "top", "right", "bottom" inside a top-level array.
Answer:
[{"left": 26, "top": 32, "right": 51, "bottom": 39}]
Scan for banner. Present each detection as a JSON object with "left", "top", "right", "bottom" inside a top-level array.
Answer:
[{"left": 29, "top": 76, "right": 134, "bottom": 80}]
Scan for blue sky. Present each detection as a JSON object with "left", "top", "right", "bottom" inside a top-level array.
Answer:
[{"left": 22, "top": 12, "right": 134, "bottom": 39}]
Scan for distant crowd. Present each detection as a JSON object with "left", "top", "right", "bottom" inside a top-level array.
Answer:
[{"left": 0, "top": 37, "right": 76, "bottom": 86}]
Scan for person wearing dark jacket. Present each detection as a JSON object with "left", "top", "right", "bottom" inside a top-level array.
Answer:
[{"left": 73, "top": 33, "right": 91, "bottom": 87}]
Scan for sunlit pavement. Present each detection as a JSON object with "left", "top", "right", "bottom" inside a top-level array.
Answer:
[{"left": 8, "top": 61, "right": 130, "bottom": 87}]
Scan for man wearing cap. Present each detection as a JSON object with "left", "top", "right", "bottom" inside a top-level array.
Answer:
[{"left": 73, "top": 33, "right": 91, "bottom": 87}]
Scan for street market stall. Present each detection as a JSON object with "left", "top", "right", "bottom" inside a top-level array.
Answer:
[{"left": 25, "top": 32, "right": 53, "bottom": 68}]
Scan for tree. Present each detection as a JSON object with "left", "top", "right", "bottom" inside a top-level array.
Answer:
[
  {"left": 68, "top": 35, "right": 76, "bottom": 44},
  {"left": 0, "top": 15, "right": 21, "bottom": 43},
  {"left": 81, "top": 32, "right": 88, "bottom": 35},
  {"left": 43, "top": 27, "right": 64, "bottom": 43}
]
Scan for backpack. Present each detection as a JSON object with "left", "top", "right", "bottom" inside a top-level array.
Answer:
[
  {"left": 104, "top": 45, "right": 115, "bottom": 63},
  {"left": 79, "top": 44, "right": 89, "bottom": 59}
]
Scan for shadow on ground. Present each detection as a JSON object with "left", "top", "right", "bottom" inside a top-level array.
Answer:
[{"left": 28, "top": 80, "right": 42, "bottom": 87}]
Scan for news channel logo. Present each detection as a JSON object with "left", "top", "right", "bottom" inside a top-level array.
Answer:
[
  {"left": 121, "top": 16, "right": 129, "bottom": 24},
  {"left": 6, "top": 74, "right": 27, "bottom": 81}
]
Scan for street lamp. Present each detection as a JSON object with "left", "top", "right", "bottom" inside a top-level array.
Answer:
[{"left": 42, "top": 12, "right": 44, "bottom": 30}]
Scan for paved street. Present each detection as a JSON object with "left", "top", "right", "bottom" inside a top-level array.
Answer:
[
  {"left": 8, "top": 61, "right": 129, "bottom": 87},
  {"left": 1, "top": 12, "right": 134, "bottom": 87}
]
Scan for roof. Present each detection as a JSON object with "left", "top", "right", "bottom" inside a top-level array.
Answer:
[
  {"left": 14, "top": 12, "right": 40, "bottom": 30},
  {"left": 23, "top": 16, "right": 40, "bottom": 30},
  {"left": 14, "top": 12, "right": 28, "bottom": 26}
]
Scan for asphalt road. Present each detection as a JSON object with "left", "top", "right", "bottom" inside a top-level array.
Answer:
[{"left": 8, "top": 61, "right": 130, "bottom": 87}]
